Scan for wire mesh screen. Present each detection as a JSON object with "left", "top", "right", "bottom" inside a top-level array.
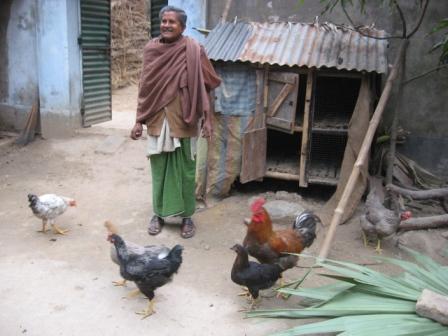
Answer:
[
  {"left": 314, "top": 76, "right": 361, "bottom": 129},
  {"left": 308, "top": 132, "right": 347, "bottom": 182}
]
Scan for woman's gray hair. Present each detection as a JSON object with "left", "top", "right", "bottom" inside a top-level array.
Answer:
[{"left": 159, "top": 6, "right": 187, "bottom": 28}]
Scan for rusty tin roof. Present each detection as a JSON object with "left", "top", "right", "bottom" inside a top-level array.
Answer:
[{"left": 204, "top": 21, "right": 388, "bottom": 73}]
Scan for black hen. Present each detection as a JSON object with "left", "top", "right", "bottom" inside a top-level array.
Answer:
[
  {"left": 108, "top": 233, "right": 183, "bottom": 318},
  {"left": 230, "top": 244, "right": 293, "bottom": 310}
]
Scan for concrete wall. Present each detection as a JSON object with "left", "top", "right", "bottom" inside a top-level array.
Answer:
[
  {"left": 207, "top": 0, "right": 448, "bottom": 177},
  {"left": 0, "top": 1, "right": 13, "bottom": 105},
  {"left": 0, "top": 0, "right": 82, "bottom": 137},
  {"left": 36, "top": 0, "right": 82, "bottom": 137},
  {"left": 169, "top": 0, "right": 207, "bottom": 43},
  {"left": 0, "top": 0, "right": 38, "bottom": 130}
]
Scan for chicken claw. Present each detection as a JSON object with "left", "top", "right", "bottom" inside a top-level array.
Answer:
[
  {"left": 112, "top": 279, "right": 127, "bottom": 287},
  {"left": 122, "top": 289, "right": 141, "bottom": 300},
  {"left": 52, "top": 224, "right": 69, "bottom": 235},
  {"left": 237, "top": 286, "right": 251, "bottom": 298},
  {"left": 136, "top": 300, "right": 155, "bottom": 319},
  {"left": 375, "top": 239, "right": 383, "bottom": 254}
]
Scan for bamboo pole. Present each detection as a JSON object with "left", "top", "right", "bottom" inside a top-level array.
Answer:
[{"left": 318, "top": 40, "right": 409, "bottom": 259}]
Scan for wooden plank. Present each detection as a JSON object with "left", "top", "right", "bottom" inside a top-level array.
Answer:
[
  {"left": 240, "top": 128, "right": 267, "bottom": 183},
  {"left": 267, "top": 83, "right": 294, "bottom": 117},
  {"left": 265, "top": 72, "right": 299, "bottom": 133},
  {"left": 299, "top": 69, "right": 314, "bottom": 187},
  {"left": 268, "top": 72, "right": 297, "bottom": 85},
  {"left": 265, "top": 171, "right": 300, "bottom": 181},
  {"left": 266, "top": 116, "right": 292, "bottom": 130},
  {"left": 240, "top": 69, "right": 268, "bottom": 184}
]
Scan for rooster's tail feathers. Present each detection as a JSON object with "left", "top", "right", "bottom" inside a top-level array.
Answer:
[{"left": 293, "top": 210, "right": 320, "bottom": 248}]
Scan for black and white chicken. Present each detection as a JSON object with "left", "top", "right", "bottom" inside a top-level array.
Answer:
[
  {"left": 104, "top": 221, "right": 170, "bottom": 287},
  {"left": 28, "top": 193, "right": 76, "bottom": 234},
  {"left": 107, "top": 232, "right": 183, "bottom": 318}
]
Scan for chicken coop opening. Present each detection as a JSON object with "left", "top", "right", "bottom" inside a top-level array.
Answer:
[
  {"left": 266, "top": 128, "right": 302, "bottom": 177},
  {"left": 263, "top": 71, "right": 363, "bottom": 187},
  {"left": 314, "top": 75, "right": 362, "bottom": 130}
]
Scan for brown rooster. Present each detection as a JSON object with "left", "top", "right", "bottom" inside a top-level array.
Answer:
[{"left": 243, "top": 198, "right": 319, "bottom": 272}]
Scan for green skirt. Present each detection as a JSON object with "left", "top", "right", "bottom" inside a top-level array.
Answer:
[{"left": 150, "top": 138, "right": 196, "bottom": 218}]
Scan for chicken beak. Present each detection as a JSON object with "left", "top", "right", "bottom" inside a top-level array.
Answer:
[{"left": 243, "top": 218, "right": 251, "bottom": 226}]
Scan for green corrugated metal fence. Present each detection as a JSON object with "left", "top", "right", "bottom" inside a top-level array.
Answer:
[{"left": 80, "top": 0, "right": 112, "bottom": 126}]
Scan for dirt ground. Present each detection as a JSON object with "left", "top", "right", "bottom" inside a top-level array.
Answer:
[{"left": 1, "top": 85, "right": 447, "bottom": 336}]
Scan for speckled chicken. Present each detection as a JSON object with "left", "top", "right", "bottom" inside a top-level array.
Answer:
[
  {"left": 360, "top": 188, "right": 411, "bottom": 253},
  {"left": 104, "top": 221, "right": 170, "bottom": 287},
  {"left": 107, "top": 232, "right": 183, "bottom": 318},
  {"left": 28, "top": 193, "right": 76, "bottom": 234}
]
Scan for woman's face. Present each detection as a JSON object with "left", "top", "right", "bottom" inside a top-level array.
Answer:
[{"left": 160, "top": 11, "right": 185, "bottom": 43}]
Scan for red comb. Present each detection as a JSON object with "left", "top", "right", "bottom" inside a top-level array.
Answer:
[{"left": 251, "top": 197, "right": 266, "bottom": 214}]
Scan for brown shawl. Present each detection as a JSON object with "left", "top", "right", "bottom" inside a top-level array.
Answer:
[{"left": 136, "top": 36, "right": 221, "bottom": 134}]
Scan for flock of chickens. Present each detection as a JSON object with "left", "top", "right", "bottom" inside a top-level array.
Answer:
[
  {"left": 27, "top": 191, "right": 405, "bottom": 318},
  {"left": 26, "top": 193, "right": 321, "bottom": 317}
]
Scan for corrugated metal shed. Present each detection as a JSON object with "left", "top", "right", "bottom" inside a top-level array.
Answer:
[{"left": 204, "top": 21, "right": 388, "bottom": 73}]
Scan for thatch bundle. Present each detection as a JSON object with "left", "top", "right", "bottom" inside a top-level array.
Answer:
[{"left": 111, "top": 0, "right": 150, "bottom": 89}]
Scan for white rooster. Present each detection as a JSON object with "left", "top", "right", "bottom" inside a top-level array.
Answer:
[{"left": 28, "top": 193, "right": 76, "bottom": 234}]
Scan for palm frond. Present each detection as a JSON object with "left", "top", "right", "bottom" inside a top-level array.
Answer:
[{"left": 247, "top": 248, "right": 448, "bottom": 335}]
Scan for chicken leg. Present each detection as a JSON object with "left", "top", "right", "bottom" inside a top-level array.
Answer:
[
  {"left": 136, "top": 299, "right": 155, "bottom": 319},
  {"left": 362, "top": 231, "right": 369, "bottom": 247},
  {"left": 122, "top": 289, "right": 141, "bottom": 300},
  {"left": 375, "top": 239, "right": 383, "bottom": 254},
  {"left": 37, "top": 219, "right": 50, "bottom": 233}
]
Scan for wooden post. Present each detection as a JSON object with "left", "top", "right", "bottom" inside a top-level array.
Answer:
[
  {"left": 299, "top": 69, "right": 314, "bottom": 187},
  {"left": 400, "top": 214, "right": 448, "bottom": 231},
  {"left": 221, "top": 0, "right": 233, "bottom": 23},
  {"left": 386, "top": 40, "right": 409, "bottom": 197},
  {"left": 318, "top": 40, "right": 409, "bottom": 259}
]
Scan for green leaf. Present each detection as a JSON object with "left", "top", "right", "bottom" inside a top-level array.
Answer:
[
  {"left": 268, "top": 314, "right": 446, "bottom": 336},
  {"left": 277, "top": 282, "right": 354, "bottom": 301},
  {"left": 247, "top": 249, "right": 448, "bottom": 336}
]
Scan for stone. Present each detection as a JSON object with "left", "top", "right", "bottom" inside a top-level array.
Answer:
[
  {"left": 416, "top": 289, "right": 448, "bottom": 326},
  {"left": 264, "top": 200, "right": 305, "bottom": 220}
]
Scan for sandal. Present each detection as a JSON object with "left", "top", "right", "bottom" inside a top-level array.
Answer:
[
  {"left": 148, "top": 215, "right": 164, "bottom": 236},
  {"left": 180, "top": 218, "right": 196, "bottom": 239}
]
